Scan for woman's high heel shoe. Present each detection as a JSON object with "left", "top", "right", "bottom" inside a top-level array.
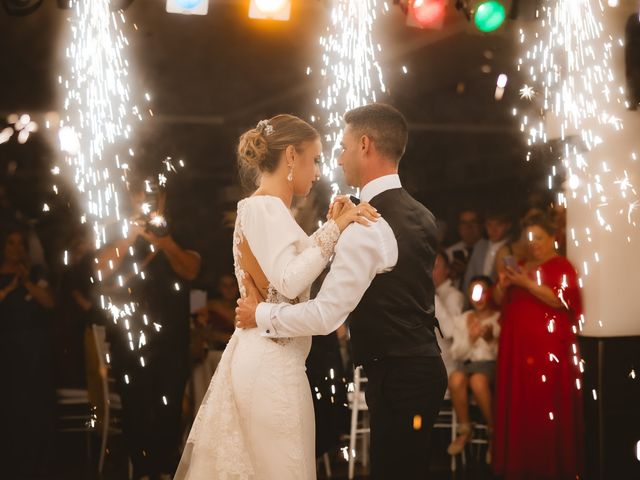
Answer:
[{"left": 447, "top": 422, "right": 472, "bottom": 455}]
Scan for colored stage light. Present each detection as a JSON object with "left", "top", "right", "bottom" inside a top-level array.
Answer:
[
  {"left": 473, "top": 1, "right": 506, "bottom": 32},
  {"left": 249, "top": 0, "right": 291, "bottom": 21},
  {"left": 408, "top": 0, "right": 447, "bottom": 29}
]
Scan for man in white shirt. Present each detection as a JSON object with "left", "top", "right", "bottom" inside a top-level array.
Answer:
[
  {"left": 236, "top": 103, "right": 447, "bottom": 479},
  {"left": 433, "top": 251, "right": 465, "bottom": 375}
]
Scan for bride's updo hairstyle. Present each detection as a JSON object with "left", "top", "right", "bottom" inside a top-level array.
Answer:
[{"left": 237, "top": 114, "right": 319, "bottom": 185}]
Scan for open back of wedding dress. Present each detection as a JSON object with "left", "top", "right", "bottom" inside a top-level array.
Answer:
[{"left": 174, "top": 195, "right": 339, "bottom": 480}]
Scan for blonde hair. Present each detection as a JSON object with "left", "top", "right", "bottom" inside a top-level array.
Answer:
[{"left": 237, "top": 114, "right": 319, "bottom": 185}]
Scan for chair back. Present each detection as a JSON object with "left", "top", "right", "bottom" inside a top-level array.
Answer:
[{"left": 84, "top": 325, "right": 110, "bottom": 431}]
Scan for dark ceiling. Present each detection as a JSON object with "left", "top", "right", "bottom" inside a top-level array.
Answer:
[{"left": 0, "top": 0, "right": 545, "bottom": 277}]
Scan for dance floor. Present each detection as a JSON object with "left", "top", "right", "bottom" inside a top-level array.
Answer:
[{"left": 51, "top": 430, "right": 497, "bottom": 480}]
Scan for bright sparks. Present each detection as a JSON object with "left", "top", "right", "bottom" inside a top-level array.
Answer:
[
  {"left": 519, "top": 84, "right": 535, "bottom": 100},
  {"left": 60, "top": 0, "right": 151, "bottom": 379},
  {"left": 517, "top": 0, "right": 639, "bottom": 331},
  {"left": 62, "top": 0, "right": 136, "bottom": 249},
  {"left": 317, "top": 0, "right": 386, "bottom": 196},
  {"left": 517, "top": 1, "right": 638, "bottom": 228}
]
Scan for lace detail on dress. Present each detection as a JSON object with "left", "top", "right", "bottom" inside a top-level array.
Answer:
[
  {"left": 310, "top": 220, "right": 340, "bottom": 260},
  {"left": 174, "top": 333, "right": 255, "bottom": 480}
]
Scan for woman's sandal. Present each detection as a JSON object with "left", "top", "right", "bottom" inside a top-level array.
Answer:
[{"left": 447, "top": 422, "right": 472, "bottom": 455}]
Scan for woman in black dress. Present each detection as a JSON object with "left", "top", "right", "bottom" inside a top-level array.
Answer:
[{"left": 0, "top": 225, "right": 55, "bottom": 477}]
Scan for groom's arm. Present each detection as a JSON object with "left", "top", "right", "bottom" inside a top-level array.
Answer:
[{"left": 255, "top": 220, "right": 397, "bottom": 338}]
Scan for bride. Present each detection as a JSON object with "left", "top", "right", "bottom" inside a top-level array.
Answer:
[{"left": 174, "top": 114, "right": 378, "bottom": 480}]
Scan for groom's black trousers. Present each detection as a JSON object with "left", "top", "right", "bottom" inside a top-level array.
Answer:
[{"left": 363, "top": 355, "right": 447, "bottom": 480}]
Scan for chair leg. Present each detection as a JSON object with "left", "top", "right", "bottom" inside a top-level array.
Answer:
[
  {"left": 323, "top": 452, "right": 332, "bottom": 478},
  {"left": 451, "top": 410, "right": 457, "bottom": 472},
  {"left": 98, "top": 408, "right": 110, "bottom": 475},
  {"left": 349, "top": 375, "right": 360, "bottom": 480},
  {"left": 362, "top": 412, "right": 369, "bottom": 468},
  {"left": 348, "top": 394, "right": 359, "bottom": 480}
]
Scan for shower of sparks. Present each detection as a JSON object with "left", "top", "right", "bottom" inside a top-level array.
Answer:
[
  {"left": 516, "top": 0, "right": 640, "bottom": 407},
  {"left": 517, "top": 0, "right": 639, "bottom": 324},
  {"left": 59, "top": 0, "right": 156, "bottom": 383},
  {"left": 315, "top": 0, "right": 387, "bottom": 197},
  {"left": 518, "top": 0, "right": 639, "bottom": 223},
  {"left": 61, "top": 0, "right": 137, "bottom": 247}
]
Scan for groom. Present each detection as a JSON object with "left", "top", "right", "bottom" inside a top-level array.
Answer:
[{"left": 236, "top": 103, "right": 447, "bottom": 479}]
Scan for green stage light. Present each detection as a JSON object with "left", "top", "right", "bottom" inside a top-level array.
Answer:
[{"left": 473, "top": 1, "right": 506, "bottom": 32}]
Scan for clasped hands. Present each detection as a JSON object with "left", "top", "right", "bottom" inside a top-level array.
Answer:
[{"left": 326, "top": 195, "right": 379, "bottom": 232}]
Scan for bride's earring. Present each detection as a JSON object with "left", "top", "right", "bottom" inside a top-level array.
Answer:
[{"left": 287, "top": 165, "right": 294, "bottom": 182}]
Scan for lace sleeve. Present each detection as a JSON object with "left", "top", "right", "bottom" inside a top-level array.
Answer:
[{"left": 309, "top": 220, "right": 340, "bottom": 260}]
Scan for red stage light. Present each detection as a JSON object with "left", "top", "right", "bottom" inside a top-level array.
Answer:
[{"left": 409, "top": 0, "right": 447, "bottom": 28}]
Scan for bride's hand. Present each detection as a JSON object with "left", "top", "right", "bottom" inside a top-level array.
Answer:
[
  {"left": 235, "top": 275, "right": 261, "bottom": 329},
  {"left": 326, "top": 195, "right": 352, "bottom": 221},
  {"left": 334, "top": 201, "right": 380, "bottom": 232}
]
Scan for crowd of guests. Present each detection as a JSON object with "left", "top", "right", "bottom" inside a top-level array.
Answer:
[
  {"left": 0, "top": 172, "right": 584, "bottom": 480},
  {"left": 436, "top": 206, "right": 584, "bottom": 479}
]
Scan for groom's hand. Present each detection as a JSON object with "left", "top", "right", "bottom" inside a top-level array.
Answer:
[{"left": 235, "top": 297, "right": 258, "bottom": 329}]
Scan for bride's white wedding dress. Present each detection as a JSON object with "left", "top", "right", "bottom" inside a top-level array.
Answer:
[{"left": 174, "top": 195, "right": 340, "bottom": 480}]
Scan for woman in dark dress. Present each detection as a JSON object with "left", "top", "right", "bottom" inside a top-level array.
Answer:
[{"left": 0, "top": 226, "right": 55, "bottom": 477}]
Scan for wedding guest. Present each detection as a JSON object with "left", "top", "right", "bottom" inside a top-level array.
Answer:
[
  {"left": 433, "top": 250, "right": 464, "bottom": 375},
  {"left": 463, "top": 211, "right": 512, "bottom": 291},
  {"left": 493, "top": 214, "right": 584, "bottom": 479},
  {"left": 97, "top": 182, "right": 201, "bottom": 480},
  {"left": 447, "top": 276, "right": 500, "bottom": 461},
  {"left": 494, "top": 207, "right": 543, "bottom": 277},
  {"left": 446, "top": 209, "right": 483, "bottom": 289},
  {"left": 0, "top": 226, "right": 55, "bottom": 477}
]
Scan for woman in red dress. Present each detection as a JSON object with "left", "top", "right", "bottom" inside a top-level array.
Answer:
[{"left": 493, "top": 214, "right": 584, "bottom": 479}]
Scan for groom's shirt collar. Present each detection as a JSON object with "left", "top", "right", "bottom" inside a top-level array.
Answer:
[{"left": 360, "top": 174, "right": 402, "bottom": 203}]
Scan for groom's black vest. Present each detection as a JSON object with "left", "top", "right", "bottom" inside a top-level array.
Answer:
[{"left": 348, "top": 187, "right": 440, "bottom": 365}]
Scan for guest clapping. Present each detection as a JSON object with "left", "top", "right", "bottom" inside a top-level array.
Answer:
[
  {"left": 0, "top": 226, "right": 55, "bottom": 477},
  {"left": 447, "top": 276, "right": 500, "bottom": 460}
]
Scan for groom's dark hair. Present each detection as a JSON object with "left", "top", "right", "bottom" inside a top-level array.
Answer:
[{"left": 343, "top": 103, "right": 408, "bottom": 164}]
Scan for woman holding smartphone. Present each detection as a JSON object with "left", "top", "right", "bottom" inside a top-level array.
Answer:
[{"left": 492, "top": 215, "right": 584, "bottom": 480}]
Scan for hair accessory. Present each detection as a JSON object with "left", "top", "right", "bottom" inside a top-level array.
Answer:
[{"left": 256, "top": 119, "right": 274, "bottom": 136}]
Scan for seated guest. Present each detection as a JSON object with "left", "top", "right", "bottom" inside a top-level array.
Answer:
[
  {"left": 447, "top": 276, "right": 500, "bottom": 461},
  {"left": 433, "top": 250, "right": 464, "bottom": 375},
  {"left": 0, "top": 225, "right": 55, "bottom": 477}
]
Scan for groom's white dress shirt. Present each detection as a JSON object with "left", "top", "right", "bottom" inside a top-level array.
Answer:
[{"left": 255, "top": 174, "right": 402, "bottom": 338}]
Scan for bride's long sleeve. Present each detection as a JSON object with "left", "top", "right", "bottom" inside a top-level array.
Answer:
[{"left": 239, "top": 196, "right": 339, "bottom": 300}]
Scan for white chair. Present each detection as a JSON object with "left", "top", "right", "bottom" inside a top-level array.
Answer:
[
  {"left": 434, "top": 389, "right": 460, "bottom": 472},
  {"left": 445, "top": 395, "right": 490, "bottom": 470},
  {"left": 316, "top": 452, "right": 332, "bottom": 478},
  {"left": 57, "top": 387, "right": 91, "bottom": 428},
  {"left": 56, "top": 387, "right": 93, "bottom": 464},
  {"left": 347, "top": 366, "right": 370, "bottom": 479},
  {"left": 85, "top": 324, "right": 124, "bottom": 476}
]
